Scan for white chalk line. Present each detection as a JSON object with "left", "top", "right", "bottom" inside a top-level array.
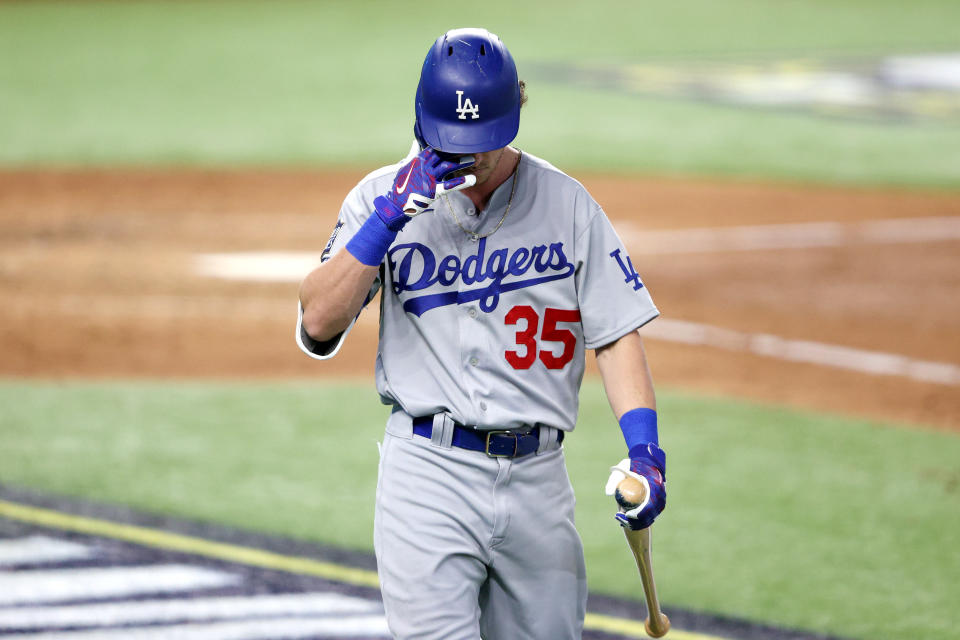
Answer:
[
  {"left": 644, "top": 319, "right": 960, "bottom": 386},
  {"left": 0, "top": 565, "right": 239, "bottom": 606},
  {"left": 617, "top": 216, "right": 960, "bottom": 254},
  {"left": 191, "top": 216, "right": 960, "bottom": 385},
  {"left": 0, "top": 593, "right": 381, "bottom": 631},
  {"left": 0, "top": 535, "right": 390, "bottom": 638},
  {"left": 195, "top": 251, "right": 321, "bottom": 283},
  {"left": 193, "top": 216, "right": 960, "bottom": 283},
  {"left": 0, "top": 535, "right": 93, "bottom": 566},
  {"left": 8, "top": 617, "right": 391, "bottom": 639}
]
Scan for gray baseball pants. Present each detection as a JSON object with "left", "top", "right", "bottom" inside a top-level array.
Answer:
[{"left": 374, "top": 410, "right": 587, "bottom": 640}]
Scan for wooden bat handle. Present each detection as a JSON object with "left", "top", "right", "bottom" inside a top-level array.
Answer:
[{"left": 617, "top": 476, "right": 671, "bottom": 638}]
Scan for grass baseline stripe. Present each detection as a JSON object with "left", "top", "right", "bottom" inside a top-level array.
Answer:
[{"left": 0, "top": 498, "right": 726, "bottom": 640}]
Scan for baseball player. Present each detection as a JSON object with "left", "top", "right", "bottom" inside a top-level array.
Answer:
[{"left": 298, "top": 28, "right": 666, "bottom": 640}]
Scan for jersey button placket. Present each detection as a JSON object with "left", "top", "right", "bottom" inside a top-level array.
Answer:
[
  {"left": 459, "top": 302, "right": 482, "bottom": 416},
  {"left": 453, "top": 226, "right": 491, "bottom": 420}
]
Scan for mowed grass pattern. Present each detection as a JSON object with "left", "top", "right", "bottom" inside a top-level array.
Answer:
[
  {"left": 1, "top": 380, "right": 958, "bottom": 640},
  {"left": 1, "top": 0, "right": 959, "bottom": 185}
]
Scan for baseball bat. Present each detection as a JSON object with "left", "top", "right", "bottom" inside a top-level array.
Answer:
[{"left": 615, "top": 475, "right": 670, "bottom": 638}]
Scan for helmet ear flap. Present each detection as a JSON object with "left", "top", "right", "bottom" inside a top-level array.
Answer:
[{"left": 414, "top": 119, "right": 427, "bottom": 151}]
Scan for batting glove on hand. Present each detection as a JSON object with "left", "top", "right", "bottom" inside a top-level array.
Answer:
[
  {"left": 604, "top": 444, "right": 666, "bottom": 530},
  {"left": 373, "top": 148, "right": 476, "bottom": 231}
]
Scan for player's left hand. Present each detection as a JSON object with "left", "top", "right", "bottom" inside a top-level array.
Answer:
[
  {"left": 604, "top": 444, "right": 666, "bottom": 530},
  {"left": 373, "top": 148, "right": 475, "bottom": 231}
]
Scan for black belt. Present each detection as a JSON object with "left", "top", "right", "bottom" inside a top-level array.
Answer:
[{"left": 412, "top": 415, "right": 563, "bottom": 458}]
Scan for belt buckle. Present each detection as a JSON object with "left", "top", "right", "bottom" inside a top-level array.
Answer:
[{"left": 485, "top": 430, "right": 518, "bottom": 457}]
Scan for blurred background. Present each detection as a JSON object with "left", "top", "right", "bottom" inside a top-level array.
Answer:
[{"left": 1, "top": 2, "right": 958, "bottom": 639}]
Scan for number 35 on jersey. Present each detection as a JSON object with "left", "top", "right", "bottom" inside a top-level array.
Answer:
[{"left": 504, "top": 305, "right": 581, "bottom": 370}]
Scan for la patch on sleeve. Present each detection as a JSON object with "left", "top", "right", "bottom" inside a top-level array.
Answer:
[{"left": 609, "top": 248, "right": 645, "bottom": 291}]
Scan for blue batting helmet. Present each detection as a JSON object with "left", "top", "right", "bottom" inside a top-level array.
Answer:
[{"left": 414, "top": 28, "right": 521, "bottom": 154}]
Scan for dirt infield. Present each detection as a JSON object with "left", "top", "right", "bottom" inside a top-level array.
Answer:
[{"left": 1, "top": 169, "right": 958, "bottom": 430}]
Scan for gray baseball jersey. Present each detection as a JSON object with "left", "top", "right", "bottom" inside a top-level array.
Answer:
[
  {"left": 297, "top": 148, "right": 659, "bottom": 431},
  {"left": 299, "top": 146, "right": 659, "bottom": 639}
]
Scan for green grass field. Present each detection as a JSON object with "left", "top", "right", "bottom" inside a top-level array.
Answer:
[
  {"left": 1, "top": 380, "right": 958, "bottom": 640},
  {"left": 2, "top": 1, "right": 960, "bottom": 639},
  {"left": 1, "top": 0, "right": 959, "bottom": 185}
]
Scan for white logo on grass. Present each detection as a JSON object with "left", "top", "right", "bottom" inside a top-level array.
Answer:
[{"left": 456, "top": 90, "right": 480, "bottom": 120}]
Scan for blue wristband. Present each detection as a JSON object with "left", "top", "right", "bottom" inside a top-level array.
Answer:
[
  {"left": 619, "top": 408, "right": 658, "bottom": 453},
  {"left": 345, "top": 212, "right": 399, "bottom": 267}
]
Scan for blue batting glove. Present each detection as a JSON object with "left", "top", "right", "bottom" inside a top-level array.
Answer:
[
  {"left": 605, "top": 443, "right": 666, "bottom": 531},
  {"left": 374, "top": 148, "right": 475, "bottom": 231}
]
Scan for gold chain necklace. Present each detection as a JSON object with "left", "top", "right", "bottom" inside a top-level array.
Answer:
[{"left": 443, "top": 150, "right": 522, "bottom": 242}]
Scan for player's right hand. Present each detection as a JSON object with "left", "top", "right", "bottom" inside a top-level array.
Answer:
[{"left": 373, "top": 148, "right": 475, "bottom": 231}]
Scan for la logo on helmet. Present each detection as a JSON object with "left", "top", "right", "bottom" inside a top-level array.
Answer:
[{"left": 456, "top": 90, "right": 480, "bottom": 120}]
